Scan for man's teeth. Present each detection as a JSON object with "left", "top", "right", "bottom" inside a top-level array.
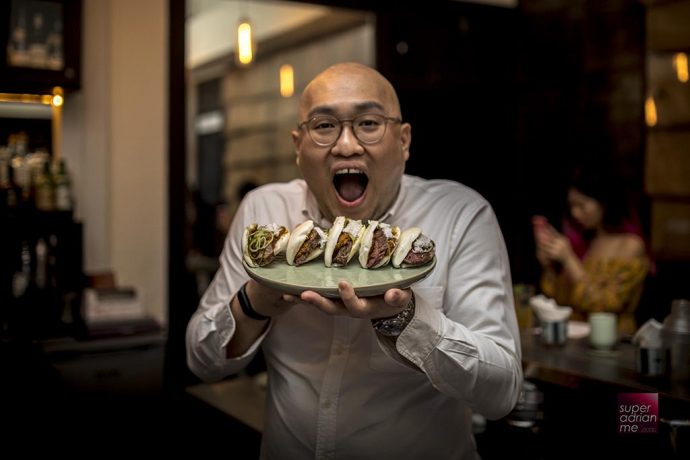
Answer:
[{"left": 334, "top": 168, "right": 364, "bottom": 175}]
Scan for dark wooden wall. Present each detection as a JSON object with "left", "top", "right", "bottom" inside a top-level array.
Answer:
[
  {"left": 373, "top": 0, "right": 646, "bottom": 285},
  {"left": 376, "top": 3, "right": 524, "bottom": 277}
]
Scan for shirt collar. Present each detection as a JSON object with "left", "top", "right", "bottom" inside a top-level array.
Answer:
[
  {"left": 381, "top": 175, "right": 407, "bottom": 223},
  {"left": 301, "top": 185, "right": 330, "bottom": 227}
]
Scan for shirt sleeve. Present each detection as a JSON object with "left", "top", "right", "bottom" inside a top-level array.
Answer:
[
  {"left": 185, "top": 201, "right": 269, "bottom": 383},
  {"left": 386, "top": 200, "right": 523, "bottom": 420}
]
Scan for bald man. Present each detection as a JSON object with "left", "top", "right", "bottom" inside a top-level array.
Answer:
[{"left": 187, "top": 62, "right": 522, "bottom": 460}]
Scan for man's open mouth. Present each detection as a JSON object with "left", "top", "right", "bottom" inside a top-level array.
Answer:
[{"left": 333, "top": 168, "right": 368, "bottom": 203}]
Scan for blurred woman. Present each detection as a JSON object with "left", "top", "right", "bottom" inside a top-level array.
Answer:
[{"left": 533, "top": 164, "right": 651, "bottom": 335}]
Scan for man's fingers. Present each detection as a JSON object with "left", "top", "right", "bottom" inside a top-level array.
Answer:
[
  {"left": 384, "top": 288, "right": 409, "bottom": 308},
  {"left": 301, "top": 290, "right": 344, "bottom": 315},
  {"left": 298, "top": 283, "right": 410, "bottom": 319},
  {"left": 337, "top": 281, "right": 357, "bottom": 302},
  {"left": 337, "top": 281, "right": 370, "bottom": 316},
  {"left": 282, "top": 293, "right": 299, "bottom": 303}
]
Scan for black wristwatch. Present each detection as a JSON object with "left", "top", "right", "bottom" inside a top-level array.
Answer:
[
  {"left": 371, "top": 293, "right": 415, "bottom": 337},
  {"left": 237, "top": 282, "right": 270, "bottom": 321}
]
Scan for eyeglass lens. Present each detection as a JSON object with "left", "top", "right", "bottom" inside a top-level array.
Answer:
[{"left": 307, "top": 114, "right": 392, "bottom": 146}]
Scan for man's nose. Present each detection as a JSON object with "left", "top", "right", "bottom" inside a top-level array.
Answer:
[{"left": 332, "top": 123, "right": 362, "bottom": 155}]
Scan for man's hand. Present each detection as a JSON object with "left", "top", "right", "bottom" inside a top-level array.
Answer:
[
  {"left": 244, "top": 279, "right": 299, "bottom": 318},
  {"left": 287, "top": 281, "right": 412, "bottom": 320}
]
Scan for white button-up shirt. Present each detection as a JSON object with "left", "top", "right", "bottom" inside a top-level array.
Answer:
[{"left": 186, "top": 175, "right": 523, "bottom": 460}]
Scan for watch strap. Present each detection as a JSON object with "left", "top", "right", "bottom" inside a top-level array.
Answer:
[
  {"left": 372, "top": 292, "right": 415, "bottom": 337},
  {"left": 237, "top": 282, "right": 270, "bottom": 321}
]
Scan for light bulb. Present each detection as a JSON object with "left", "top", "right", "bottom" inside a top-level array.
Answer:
[
  {"left": 645, "top": 96, "right": 657, "bottom": 127},
  {"left": 52, "top": 86, "right": 64, "bottom": 107},
  {"left": 674, "top": 53, "right": 688, "bottom": 83},
  {"left": 280, "top": 64, "right": 294, "bottom": 98},
  {"left": 237, "top": 19, "right": 253, "bottom": 65}
]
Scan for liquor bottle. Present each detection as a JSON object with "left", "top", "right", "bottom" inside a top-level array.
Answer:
[
  {"left": 1, "top": 151, "right": 23, "bottom": 215},
  {"left": 34, "top": 159, "right": 55, "bottom": 211},
  {"left": 12, "top": 240, "right": 32, "bottom": 301},
  {"left": 10, "top": 132, "right": 31, "bottom": 204},
  {"left": 0, "top": 146, "right": 13, "bottom": 212},
  {"left": 35, "top": 239, "right": 48, "bottom": 290},
  {"left": 4, "top": 134, "right": 18, "bottom": 203},
  {"left": 34, "top": 236, "right": 61, "bottom": 334},
  {"left": 54, "top": 158, "right": 73, "bottom": 212},
  {"left": 28, "top": 11, "right": 48, "bottom": 68},
  {"left": 7, "top": 7, "right": 29, "bottom": 66},
  {"left": 46, "top": 18, "right": 64, "bottom": 70}
]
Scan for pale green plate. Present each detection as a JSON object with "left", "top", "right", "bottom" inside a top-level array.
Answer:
[{"left": 243, "top": 256, "right": 436, "bottom": 298}]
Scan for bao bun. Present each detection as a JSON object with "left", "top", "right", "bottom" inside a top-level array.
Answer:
[
  {"left": 286, "top": 220, "right": 327, "bottom": 266},
  {"left": 358, "top": 220, "right": 400, "bottom": 269},
  {"left": 324, "top": 216, "right": 364, "bottom": 267},
  {"left": 392, "top": 227, "right": 435, "bottom": 268},
  {"left": 392, "top": 227, "right": 423, "bottom": 268},
  {"left": 242, "top": 223, "right": 289, "bottom": 267}
]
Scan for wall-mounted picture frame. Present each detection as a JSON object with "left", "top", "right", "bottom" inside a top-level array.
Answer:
[
  {"left": 0, "top": 0, "right": 81, "bottom": 94},
  {"left": 7, "top": 0, "right": 64, "bottom": 71}
]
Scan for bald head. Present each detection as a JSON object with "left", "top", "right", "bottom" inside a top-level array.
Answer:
[
  {"left": 299, "top": 62, "right": 401, "bottom": 119},
  {"left": 291, "top": 61, "right": 411, "bottom": 222}
]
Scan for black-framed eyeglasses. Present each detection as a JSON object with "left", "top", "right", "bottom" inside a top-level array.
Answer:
[{"left": 298, "top": 113, "right": 403, "bottom": 147}]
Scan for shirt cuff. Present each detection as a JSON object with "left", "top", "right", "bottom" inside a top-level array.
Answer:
[{"left": 395, "top": 292, "right": 444, "bottom": 368}]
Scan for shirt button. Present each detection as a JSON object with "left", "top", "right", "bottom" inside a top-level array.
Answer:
[{"left": 322, "top": 400, "right": 332, "bottom": 409}]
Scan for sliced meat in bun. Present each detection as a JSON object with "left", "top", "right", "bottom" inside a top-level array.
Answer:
[
  {"left": 286, "top": 220, "right": 328, "bottom": 266},
  {"left": 242, "top": 223, "right": 290, "bottom": 267},
  {"left": 358, "top": 220, "right": 400, "bottom": 269},
  {"left": 324, "top": 216, "right": 365, "bottom": 267},
  {"left": 392, "top": 227, "right": 436, "bottom": 268}
]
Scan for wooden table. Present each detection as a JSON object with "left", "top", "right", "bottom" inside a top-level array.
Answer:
[
  {"left": 517, "top": 328, "right": 690, "bottom": 459},
  {"left": 520, "top": 328, "right": 690, "bottom": 410}
]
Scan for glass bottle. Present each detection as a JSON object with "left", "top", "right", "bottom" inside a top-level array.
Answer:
[
  {"left": 1, "top": 151, "right": 23, "bottom": 213},
  {"left": 46, "top": 18, "right": 64, "bottom": 70},
  {"left": 28, "top": 11, "right": 48, "bottom": 68},
  {"left": 0, "top": 145, "right": 12, "bottom": 210},
  {"left": 10, "top": 132, "right": 31, "bottom": 203},
  {"left": 8, "top": 7, "right": 29, "bottom": 66},
  {"left": 34, "top": 158, "right": 55, "bottom": 211},
  {"left": 54, "top": 158, "right": 73, "bottom": 212},
  {"left": 661, "top": 299, "right": 690, "bottom": 382}
]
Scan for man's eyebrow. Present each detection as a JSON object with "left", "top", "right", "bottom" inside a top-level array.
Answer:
[
  {"left": 306, "top": 101, "right": 386, "bottom": 119},
  {"left": 306, "top": 106, "right": 337, "bottom": 119},
  {"left": 353, "top": 101, "right": 385, "bottom": 113}
]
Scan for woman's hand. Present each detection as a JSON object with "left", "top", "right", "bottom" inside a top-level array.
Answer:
[
  {"left": 534, "top": 220, "right": 567, "bottom": 266},
  {"left": 539, "top": 229, "right": 587, "bottom": 283},
  {"left": 538, "top": 229, "right": 576, "bottom": 265},
  {"left": 536, "top": 244, "right": 551, "bottom": 267}
]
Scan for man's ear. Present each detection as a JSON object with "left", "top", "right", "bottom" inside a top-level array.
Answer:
[{"left": 400, "top": 123, "right": 411, "bottom": 161}]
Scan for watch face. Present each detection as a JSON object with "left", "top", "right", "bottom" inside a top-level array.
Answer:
[
  {"left": 372, "top": 297, "right": 415, "bottom": 337},
  {"left": 374, "top": 320, "right": 404, "bottom": 337}
]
